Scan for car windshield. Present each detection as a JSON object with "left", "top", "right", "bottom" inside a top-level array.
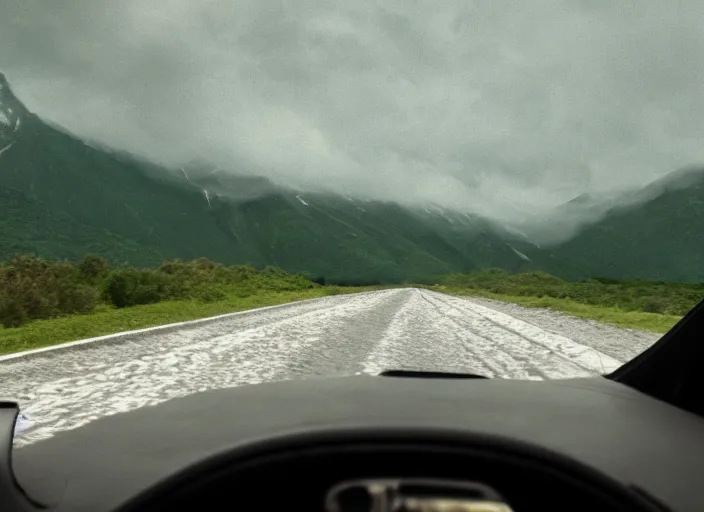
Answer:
[{"left": 0, "top": 2, "right": 702, "bottom": 446}]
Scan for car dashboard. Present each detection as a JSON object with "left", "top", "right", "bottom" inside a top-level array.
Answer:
[{"left": 8, "top": 375, "right": 704, "bottom": 511}]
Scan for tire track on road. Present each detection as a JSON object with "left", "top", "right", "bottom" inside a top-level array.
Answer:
[
  {"left": 4, "top": 288, "right": 636, "bottom": 447},
  {"left": 0, "top": 290, "right": 395, "bottom": 381},
  {"left": 415, "top": 290, "right": 550, "bottom": 379},
  {"left": 418, "top": 291, "right": 583, "bottom": 378},
  {"left": 363, "top": 289, "right": 534, "bottom": 379},
  {"left": 3, "top": 290, "right": 404, "bottom": 446},
  {"left": 423, "top": 290, "right": 622, "bottom": 375}
]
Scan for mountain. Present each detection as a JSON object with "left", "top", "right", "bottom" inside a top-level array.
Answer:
[
  {"left": 0, "top": 73, "right": 243, "bottom": 267},
  {"left": 0, "top": 73, "right": 534, "bottom": 283},
  {"left": 543, "top": 168, "right": 704, "bottom": 282},
  {"left": 3, "top": 73, "right": 702, "bottom": 282},
  {"left": 508, "top": 191, "right": 621, "bottom": 248},
  {"left": 177, "top": 163, "right": 536, "bottom": 282}
]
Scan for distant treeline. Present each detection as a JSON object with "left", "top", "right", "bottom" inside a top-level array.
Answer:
[
  {"left": 0, "top": 254, "right": 316, "bottom": 328},
  {"left": 308, "top": 276, "right": 392, "bottom": 287},
  {"left": 3, "top": 255, "right": 702, "bottom": 330},
  {"left": 424, "top": 269, "right": 704, "bottom": 316}
]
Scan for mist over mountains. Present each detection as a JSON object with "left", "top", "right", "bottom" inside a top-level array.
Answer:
[
  {"left": 5, "top": 1, "right": 704, "bottom": 226},
  {"left": 1, "top": 72, "right": 703, "bottom": 282}
]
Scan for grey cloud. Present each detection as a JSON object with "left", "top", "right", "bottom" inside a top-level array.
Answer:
[{"left": 1, "top": 0, "right": 703, "bottom": 223}]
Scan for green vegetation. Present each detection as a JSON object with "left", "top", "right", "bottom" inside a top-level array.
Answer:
[
  {"left": 427, "top": 269, "right": 702, "bottom": 332},
  {"left": 0, "top": 288, "right": 358, "bottom": 355},
  {"left": 0, "top": 254, "right": 369, "bottom": 354},
  {"left": 4, "top": 73, "right": 704, "bottom": 354},
  {"left": 448, "top": 291, "right": 681, "bottom": 333},
  {"left": 0, "top": 254, "right": 315, "bottom": 328},
  {"left": 1, "top": 256, "right": 701, "bottom": 355}
]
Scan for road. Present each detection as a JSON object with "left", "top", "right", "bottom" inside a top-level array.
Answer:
[{"left": 0, "top": 288, "right": 660, "bottom": 446}]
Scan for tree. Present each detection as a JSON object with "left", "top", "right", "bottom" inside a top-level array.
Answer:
[{"left": 78, "top": 254, "right": 109, "bottom": 282}]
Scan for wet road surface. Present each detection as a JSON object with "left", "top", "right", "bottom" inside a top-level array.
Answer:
[{"left": 0, "top": 288, "right": 659, "bottom": 446}]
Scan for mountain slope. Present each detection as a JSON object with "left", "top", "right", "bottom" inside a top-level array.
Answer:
[
  {"left": 544, "top": 168, "right": 704, "bottom": 282},
  {"left": 0, "top": 73, "right": 242, "bottom": 266},
  {"left": 3, "top": 72, "right": 702, "bottom": 283},
  {"left": 0, "top": 73, "right": 535, "bottom": 282},
  {"left": 0, "top": 187, "right": 164, "bottom": 264}
]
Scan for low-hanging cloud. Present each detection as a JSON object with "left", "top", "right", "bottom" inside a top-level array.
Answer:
[{"left": 1, "top": 0, "right": 703, "bottom": 223}]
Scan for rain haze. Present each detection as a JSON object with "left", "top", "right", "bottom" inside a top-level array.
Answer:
[{"left": 1, "top": 0, "right": 703, "bottom": 225}]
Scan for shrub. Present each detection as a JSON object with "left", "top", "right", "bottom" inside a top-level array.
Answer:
[
  {"left": 439, "top": 269, "right": 702, "bottom": 317},
  {"left": 104, "top": 269, "right": 178, "bottom": 308},
  {"left": 641, "top": 298, "right": 667, "bottom": 315},
  {"left": 104, "top": 272, "right": 130, "bottom": 308},
  {"left": 0, "top": 299, "right": 27, "bottom": 328},
  {"left": 233, "top": 288, "right": 254, "bottom": 298},
  {"left": 261, "top": 265, "right": 288, "bottom": 276},
  {"left": 60, "top": 284, "right": 99, "bottom": 314},
  {"left": 0, "top": 255, "right": 99, "bottom": 326},
  {"left": 78, "top": 254, "right": 109, "bottom": 283},
  {"left": 0, "top": 254, "right": 318, "bottom": 326},
  {"left": 190, "top": 285, "right": 227, "bottom": 303}
]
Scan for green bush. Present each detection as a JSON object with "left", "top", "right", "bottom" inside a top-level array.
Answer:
[
  {"left": 103, "top": 272, "right": 130, "bottom": 308},
  {"left": 261, "top": 265, "right": 287, "bottom": 276},
  {"left": 0, "top": 254, "right": 99, "bottom": 327},
  {"left": 0, "top": 300, "right": 27, "bottom": 328},
  {"left": 439, "top": 270, "right": 703, "bottom": 317},
  {"left": 104, "top": 269, "right": 179, "bottom": 308},
  {"left": 78, "top": 254, "right": 109, "bottom": 283},
  {"left": 0, "top": 254, "right": 318, "bottom": 327},
  {"left": 640, "top": 298, "right": 667, "bottom": 314},
  {"left": 60, "top": 284, "right": 99, "bottom": 314},
  {"left": 190, "top": 285, "right": 227, "bottom": 303}
]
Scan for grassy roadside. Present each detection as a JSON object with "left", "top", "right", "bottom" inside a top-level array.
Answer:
[
  {"left": 1, "top": 266, "right": 694, "bottom": 355},
  {"left": 0, "top": 286, "right": 369, "bottom": 355},
  {"left": 419, "top": 269, "right": 701, "bottom": 334},
  {"left": 434, "top": 286, "right": 682, "bottom": 333}
]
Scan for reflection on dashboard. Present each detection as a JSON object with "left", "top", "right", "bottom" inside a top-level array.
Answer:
[{"left": 325, "top": 478, "right": 514, "bottom": 512}]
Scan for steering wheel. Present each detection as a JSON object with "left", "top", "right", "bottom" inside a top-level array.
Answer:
[{"left": 114, "top": 429, "right": 667, "bottom": 512}]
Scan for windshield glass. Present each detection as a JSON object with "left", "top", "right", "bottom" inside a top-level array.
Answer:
[{"left": 0, "top": 2, "right": 702, "bottom": 446}]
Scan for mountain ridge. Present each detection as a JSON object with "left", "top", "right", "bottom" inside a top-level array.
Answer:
[
  {"left": 0, "top": 75, "right": 535, "bottom": 282},
  {"left": 1, "top": 74, "right": 702, "bottom": 282}
]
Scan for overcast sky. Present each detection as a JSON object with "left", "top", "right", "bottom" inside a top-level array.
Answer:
[{"left": 1, "top": 0, "right": 703, "bottom": 221}]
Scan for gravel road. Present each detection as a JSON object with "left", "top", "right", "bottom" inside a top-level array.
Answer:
[{"left": 0, "top": 288, "right": 661, "bottom": 446}]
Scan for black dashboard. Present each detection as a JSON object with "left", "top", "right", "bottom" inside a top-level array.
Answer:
[{"left": 10, "top": 375, "right": 704, "bottom": 511}]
